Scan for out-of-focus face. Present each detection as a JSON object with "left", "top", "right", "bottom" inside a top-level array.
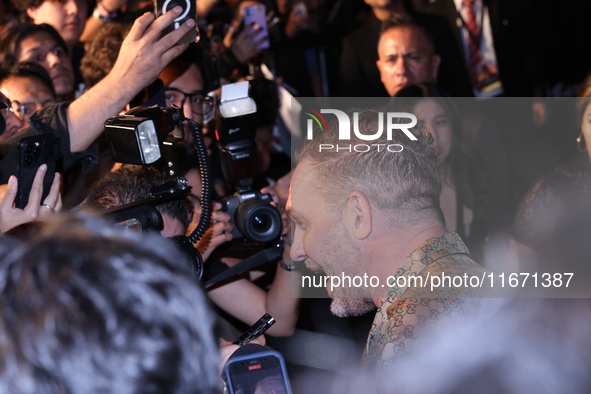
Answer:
[
  {"left": 413, "top": 99, "right": 453, "bottom": 162},
  {"left": 377, "top": 26, "right": 441, "bottom": 97},
  {"left": 364, "top": 0, "right": 396, "bottom": 10},
  {"left": 287, "top": 158, "right": 375, "bottom": 317},
  {"left": 164, "top": 64, "right": 207, "bottom": 125},
  {"left": 164, "top": 64, "right": 216, "bottom": 146},
  {"left": 26, "top": 0, "right": 87, "bottom": 48},
  {"left": 16, "top": 31, "right": 75, "bottom": 97},
  {"left": 0, "top": 14, "right": 20, "bottom": 38},
  {"left": 0, "top": 93, "right": 24, "bottom": 142},
  {"left": 581, "top": 101, "right": 591, "bottom": 162},
  {"left": 0, "top": 76, "right": 56, "bottom": 126},
  {"left": 238, "top": 0, "right": 261, "bottom": 18}
]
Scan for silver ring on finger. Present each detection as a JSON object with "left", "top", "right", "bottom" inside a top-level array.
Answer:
[{"left": 41, "top": 204, "right": 55, "bottom": 214}]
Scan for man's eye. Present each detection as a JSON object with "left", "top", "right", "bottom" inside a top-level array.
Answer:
[{"left": 26, "top": 104, "right": 37, "bottom": 114}]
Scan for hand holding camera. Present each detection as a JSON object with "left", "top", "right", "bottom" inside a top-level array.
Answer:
[{"left": 191, "top": 202, "right": 234, "bottom": 261}]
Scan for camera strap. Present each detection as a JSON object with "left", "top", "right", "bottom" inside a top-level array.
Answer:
[{"left": 205, "top": 242, "right": 283, "bottom": 287}]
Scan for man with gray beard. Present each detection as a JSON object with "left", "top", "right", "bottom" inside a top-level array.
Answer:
[{"left": 287, "top": 109, "right": 488, "bottom": 369}]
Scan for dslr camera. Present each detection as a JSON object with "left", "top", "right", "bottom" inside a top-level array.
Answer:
[{"left": 217, "top": 82, "right": 282, "bottom": 244}]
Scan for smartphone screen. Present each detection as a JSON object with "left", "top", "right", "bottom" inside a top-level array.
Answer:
[
  {"left": 224, "top": 351, "right": 292, "bottom": 394},
  {"left": 243, "top": 4, "right": 270, "bottom": 50},
  {"left": 16, "top": 133, "right": 61, "bottom": 209},
  {"left": 154, "top": 0, "right": 197, "bottom": 45}
]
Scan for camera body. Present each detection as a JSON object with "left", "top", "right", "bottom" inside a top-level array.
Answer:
[
  {"left": 216, "top": 82, "right": 282, "bottom": 244},
  {"left": 220, "top": 190, "right": 282, "bottom": 244}
]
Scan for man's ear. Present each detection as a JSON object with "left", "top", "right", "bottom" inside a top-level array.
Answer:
[
  {"left": 346, "top": 191, "right": 372, "bottom": 240},
  {"left": 26, "top": 7, "right": 38, "bottom": 21}
]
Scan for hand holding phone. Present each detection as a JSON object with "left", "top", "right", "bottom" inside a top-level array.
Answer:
[
  {"left": 243, "top": 4, "right": 270, "bottom": 50},
  {"left": 154, "top": 0, "right": 198, "bottom": 45},
  {"left": 1, "top": 165, "right": 61, "bottom": 233}
]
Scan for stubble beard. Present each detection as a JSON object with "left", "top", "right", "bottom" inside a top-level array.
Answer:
[
  {"left": 321, "top": 224, "right": 377, "bottom": 318},
  {"left": 330, "top": 297, "right": 376, "bottom": 318}
]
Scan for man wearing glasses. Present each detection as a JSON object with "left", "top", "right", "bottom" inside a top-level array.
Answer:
[
  {"left": 159, "top": 43, "right": 218, "bottom": 146},
  {"left": 0, "top": 62, "right": 57, "bottom": 128}
]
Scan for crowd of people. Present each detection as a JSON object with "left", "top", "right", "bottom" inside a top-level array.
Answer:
[{"left": 1, "top": 0, "right": 591, "bottom": 392}]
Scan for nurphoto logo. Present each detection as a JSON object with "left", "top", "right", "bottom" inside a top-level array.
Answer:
[{"left": 303, "top": 108, "right": 418, "bottom": 152}]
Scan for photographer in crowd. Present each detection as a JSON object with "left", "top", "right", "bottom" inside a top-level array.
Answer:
[
  {"left": 0, "top": 61, "right": 57, "bottom": 126},
  {"left": 0, "top": 7, "right": 195, "bottom": 223},
  {"left": 84, "top": 163, "right": 300, "bottom": 337}
]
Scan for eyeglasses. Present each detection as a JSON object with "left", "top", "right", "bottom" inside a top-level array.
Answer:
[
  {"left": 10, "top": 100, "right": 35, "bottom": 121},
  {"left": 0, "top": 99, "right": 17, "bottom": 121},
  {"left": 164, "top": 88, "right": 216, "bottom": 123},
  {"left": 9, "top": 99, "right": 56, "bottom": 121}
]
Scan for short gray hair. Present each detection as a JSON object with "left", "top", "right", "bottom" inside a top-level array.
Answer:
[{"left": 295, "top": 108, "right": 443, "bottom": 228}]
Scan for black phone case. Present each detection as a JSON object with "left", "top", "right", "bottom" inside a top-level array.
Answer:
[
  {"left": 16, "top": 133, "right": 61, "bottom": 209},
  {"left": 154, "top": 0, "right": 197, "bottom": 45}
]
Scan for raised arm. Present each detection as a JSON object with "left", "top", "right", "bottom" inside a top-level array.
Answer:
[{"left": 68, "top": 7, "right": 195, "bottom": 152}]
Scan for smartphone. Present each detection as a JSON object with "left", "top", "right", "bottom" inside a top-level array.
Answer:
[
  {"left": 233, "top": 313, "right": 276, "bottom": 345},
  {"left": 154, "top": 0, "right": 197, "bottom": 45},
  {"left": 243, "top": 4, "right": 270, "bottom": 50},
  {"left": 16, "top": 133, "right": 61, "bottom": 209},
  {"left": 224, "top": 350, "right": 292, "bottom": 394}
]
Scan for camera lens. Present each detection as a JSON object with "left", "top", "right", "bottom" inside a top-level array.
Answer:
[
  {"left": 236, "top": 199, "right": 282, "bottom": 243},
  {"left": 253, "top": 214, "right": 271, "bottom": 232}
]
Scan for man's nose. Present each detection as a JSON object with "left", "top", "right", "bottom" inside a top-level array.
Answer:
[
  {"left": 65, "top": 0, "right": 80, "bottom": 15},
  {"left": 46, "top": 52, "right": 60, "bottom": 69},
  {"left": 394, "top": 56, "right": 407, "bottom": 75},
  {"left": 5, "top": 109, "right": 24, "bottom": 135},
  {"left": 289, "top": 227, "right": 306, "bottom": 262},
  {"left": 182, "top": 98, "right": 193, "bottom": 117}
]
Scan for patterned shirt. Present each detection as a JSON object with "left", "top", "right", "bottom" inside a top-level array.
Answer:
[{"left": 362, "top": 232, "right": 488, "bottom": 369}]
